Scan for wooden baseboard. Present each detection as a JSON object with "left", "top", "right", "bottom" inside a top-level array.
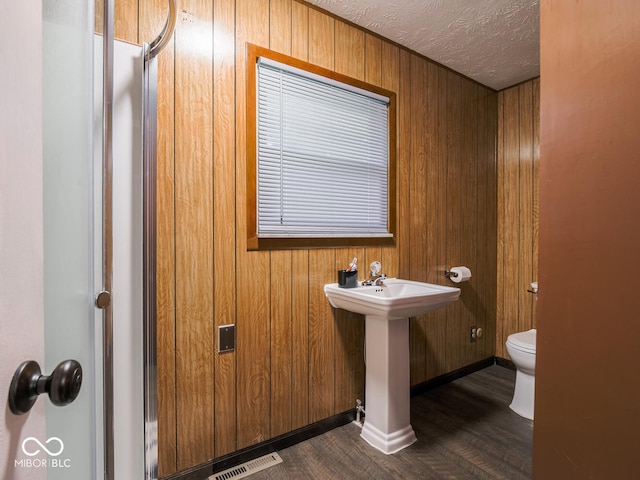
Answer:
[
  {"left": 410, "top": 357, "right": 495, "bottom": 397},
  {"left": 495, "top": 356, "right": 516, "bottom": 370},
  {"left": 163, "top": 356, "right": 501, "bottom": 480},
  {"left": 160, "top": 411, "right": 355, "bottom": 480}
]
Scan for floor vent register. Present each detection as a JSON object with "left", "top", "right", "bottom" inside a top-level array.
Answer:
[{"left": 209, "top": 452, "right": 283, "bottom": 480}]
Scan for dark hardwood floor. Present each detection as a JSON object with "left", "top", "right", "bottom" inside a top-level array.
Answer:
[{"left": 248, "top": 365, "right": 532, "bottom": 480}]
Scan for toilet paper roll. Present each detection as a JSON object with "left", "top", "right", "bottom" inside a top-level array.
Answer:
[{"left": 449, "top": 266, "right": 472, "bottom": 283}]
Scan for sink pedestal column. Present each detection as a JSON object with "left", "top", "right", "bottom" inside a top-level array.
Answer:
[{"left": 361, "top": 315, "right": 416, "bottom": 454}]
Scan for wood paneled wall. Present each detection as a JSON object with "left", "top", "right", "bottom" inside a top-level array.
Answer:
[
  {"left": 496, "top": 79, "right": 540, "bottom": 358},
  {"left": 112, "top": 1, "right": 497, "bottom": 477}
]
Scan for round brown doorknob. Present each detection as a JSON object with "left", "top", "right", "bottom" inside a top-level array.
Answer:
[{"left": 8, "top": 359, "right": 82, "bottom": 415}]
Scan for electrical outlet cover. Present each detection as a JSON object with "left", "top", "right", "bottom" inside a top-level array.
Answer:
[{"left": 218, "top": 324, "right": 235, "bottom": 353}]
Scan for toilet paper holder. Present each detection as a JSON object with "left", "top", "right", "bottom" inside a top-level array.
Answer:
[{"left": 444, "top": 266, "right": 472, "bottom": 283}]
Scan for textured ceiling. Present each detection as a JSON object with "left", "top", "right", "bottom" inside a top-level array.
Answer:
[{"left": 305, "top": 0, "right": 540, "bottom": 90}]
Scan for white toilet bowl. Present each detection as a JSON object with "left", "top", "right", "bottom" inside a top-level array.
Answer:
[{"left": 505, "top": 328, "right": 536, "bottom": 420}]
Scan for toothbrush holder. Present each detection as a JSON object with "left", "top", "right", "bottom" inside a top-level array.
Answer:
[{"left": 337, "top": 269, "right": 358, "bottom": 288}]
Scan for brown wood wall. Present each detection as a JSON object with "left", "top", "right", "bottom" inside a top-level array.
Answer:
[
  {"left": 496, "top": 79, "right": 540, "bottom": 358},
  {"left": 112, "top": 1, "right": 497, "bottom": 477}
]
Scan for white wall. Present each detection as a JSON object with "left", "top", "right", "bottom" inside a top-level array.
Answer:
[{"left": 0, "top": 1, "right": 47, "bottom": 479}]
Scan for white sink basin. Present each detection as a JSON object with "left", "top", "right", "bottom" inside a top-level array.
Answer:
[
  {"left": 324, "top": 277, "right": 461, "bottom": 454},
  {"left": 324, "top": 278, "right": 460, "bottom": 320}
]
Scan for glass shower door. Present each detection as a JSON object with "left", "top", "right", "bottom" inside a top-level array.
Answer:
[{"left": 42, "top": 1, "right": 103, "bottom": 478}]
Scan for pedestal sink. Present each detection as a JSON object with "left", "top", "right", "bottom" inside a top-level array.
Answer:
[{"left": 324, "top": 278, "right": 460, "bottom": 454}]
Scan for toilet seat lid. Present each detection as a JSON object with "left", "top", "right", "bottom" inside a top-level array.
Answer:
[{"left": 507, "top": 329, "right": 536, "bottom": 353}]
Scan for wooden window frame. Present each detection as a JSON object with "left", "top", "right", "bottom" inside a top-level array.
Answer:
[{"left": 246, "top": 43, "right": 397, "bottom": 250}]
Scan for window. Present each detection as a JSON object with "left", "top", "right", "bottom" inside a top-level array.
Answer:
[{"left": 247, "top": 45, "right": 396, "bottom": 249}]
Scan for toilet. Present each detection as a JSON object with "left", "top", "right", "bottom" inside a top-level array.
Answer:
[{"left": 505, "top": 328, "right": 536, "bottom": 420}]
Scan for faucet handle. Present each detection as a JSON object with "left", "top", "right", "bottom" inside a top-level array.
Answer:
[{"left": 370, "top": 261, "right": 382, "bottom": 277}]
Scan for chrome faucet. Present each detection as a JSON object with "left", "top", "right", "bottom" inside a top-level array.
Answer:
[
  {"left": 373, "top": 274, "right": 387, "bottom": 286},
  {"left": 362, "top": 261, "right": 386, "bottom": 286}
]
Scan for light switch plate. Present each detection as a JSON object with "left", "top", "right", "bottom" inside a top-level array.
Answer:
[{"left": 218, "top": 324, "right": 235, "bottom": 353}]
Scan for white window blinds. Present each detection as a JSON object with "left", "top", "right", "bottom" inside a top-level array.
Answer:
[{"left": 256, "top": 56, "right": 391, "bottom": 238}]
